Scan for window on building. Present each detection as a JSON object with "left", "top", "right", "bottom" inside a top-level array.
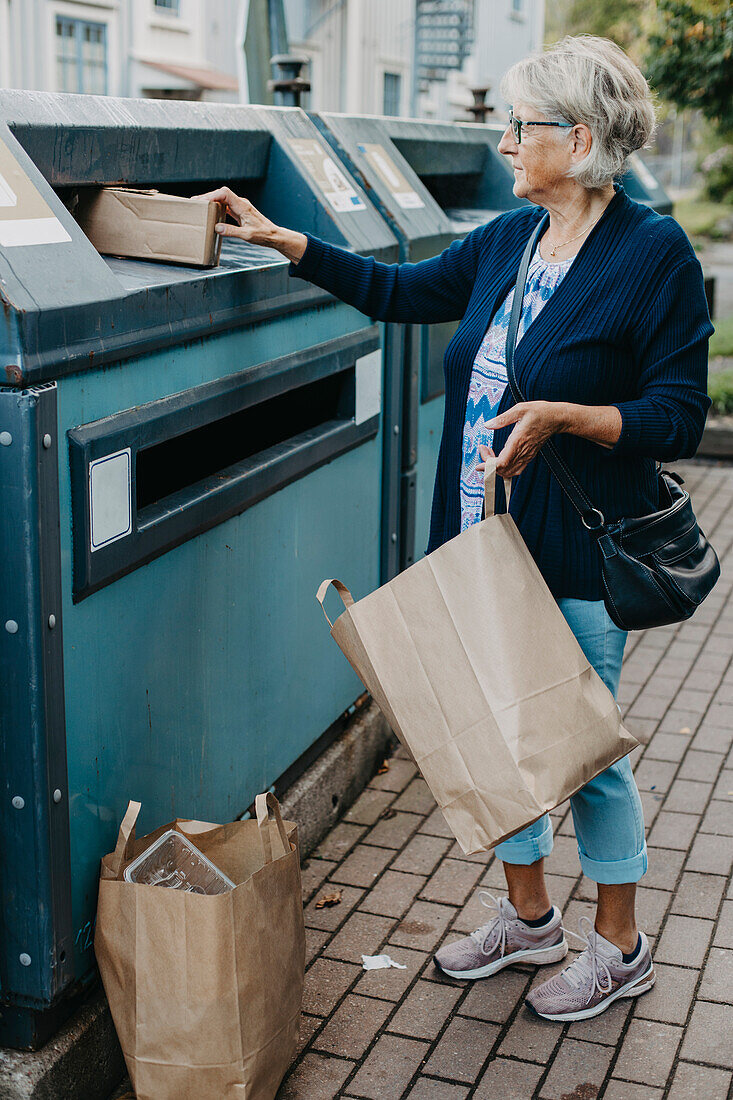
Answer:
[
  {"left": 154, "top": 0, "right": 181, "bottom": 11},
  {"left": 383, "top": 72, "right": 402, "bottom": 117},
  {"left": 511, "top": 0, "right": 524, "bottom": 11},
  {"left": 55, "top": 18, "right": 107, "bottom": 94}
]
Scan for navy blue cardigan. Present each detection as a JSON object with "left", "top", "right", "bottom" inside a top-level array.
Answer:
[{"left": 289, "top": 184, "right": 713, "bottom": 600}]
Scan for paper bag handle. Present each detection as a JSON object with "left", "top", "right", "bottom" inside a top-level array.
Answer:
[
  {"left": 482, "top": 456, "right": 512, "bottom": 518},
  {"left": 316, "top": 578, "right": 354, "bottom": 628},
  {"left": 108, "top": 800, "right": 142, "bottom": 878},
  {"left": 255, "top": 792, "right": 291, "bottom": 864}
]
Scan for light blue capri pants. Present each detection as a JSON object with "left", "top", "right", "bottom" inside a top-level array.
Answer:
[{"left": 494, "top": 597, "right": 648, "bottom": 885}]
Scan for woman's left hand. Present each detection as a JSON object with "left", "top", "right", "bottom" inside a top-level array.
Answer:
[{"left": 482, "top": 401, "right": 568, "bottom": 479}]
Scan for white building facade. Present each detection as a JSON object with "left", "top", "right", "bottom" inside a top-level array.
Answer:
[
  {"left": 0, "top": 0, "right": 544, "bottom": 120},
  {"left": 282, "top": 0, "right": 415, "bottom": 117},
  {"left": 284, "top": 0, "right": 545, "bottom": 121},
  {"left": 422, "top": 0, "right": 546, "bottom": 121},
  {"left": 0, "top": 0, "right": 240, "bottom": 101}
]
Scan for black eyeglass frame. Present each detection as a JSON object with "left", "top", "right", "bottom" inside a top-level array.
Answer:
[{"left": 508, "top": 110, "right": 573, "bottom": 145}]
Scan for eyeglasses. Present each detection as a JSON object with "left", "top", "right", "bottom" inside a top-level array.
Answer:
[{"left": 508, "top": 110, "right": 573, "bottom": 145}]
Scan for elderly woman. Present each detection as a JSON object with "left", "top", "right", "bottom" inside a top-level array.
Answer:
[{"left": 198, "top": 35, "right": 712, "bottom": 1022}]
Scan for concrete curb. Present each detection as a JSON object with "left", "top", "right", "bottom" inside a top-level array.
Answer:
[
  {"left": 280, "top": 699, "right": 393, "bottom": 858},
  {"left": 0, "top": 700, "right": 392, "bottom": 1100},
  {"left": 0, "top": 990, "right": 124, "bottom": 1100}
]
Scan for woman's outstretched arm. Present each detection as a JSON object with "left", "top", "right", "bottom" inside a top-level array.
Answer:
[{"left": 194, "top": 186, "right": 487, "bottom": 325}]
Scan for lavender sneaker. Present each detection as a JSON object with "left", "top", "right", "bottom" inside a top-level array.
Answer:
[
  {"left": 434, "top": 892, "right": 568, "bottom": 980},
  {"left": 526, "top": 917, "right": 655, "bottom": 1022}
]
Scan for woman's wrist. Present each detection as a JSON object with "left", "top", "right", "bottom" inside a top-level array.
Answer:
[
  {"left": 557, "top": 402, "right": 623, "bottom": 448},
  {"left": 270, "top": 226, "right": 308, "bottom": 265}
]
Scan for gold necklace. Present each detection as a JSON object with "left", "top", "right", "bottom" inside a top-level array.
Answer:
[{"left": 547, "top": 206, "right": 607, "bottom": 257}]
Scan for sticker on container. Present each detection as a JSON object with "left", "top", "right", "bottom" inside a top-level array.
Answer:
[
  {"left": 0, "top": 136, "right": 72, "bottom": 247},
  {"left": 355, "top": 349, "right": 382, "bottom": 425},
  {"left": 89, "top": 448, "right": 132, "bottom": 551},
  {"left": 357, "top": 143, "right": 425, "bottom": 209},
  {"left": 287, "top": 138, "right": 367, "bottom": 213}
]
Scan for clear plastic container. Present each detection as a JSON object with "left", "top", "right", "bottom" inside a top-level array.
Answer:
[{"left": 123, "top": 830, "right": 234, "bottom": 894}]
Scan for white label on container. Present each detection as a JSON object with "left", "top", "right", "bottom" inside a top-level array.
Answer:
[
  {"left": 0, "top": 216, "right": 72, "bottom": 247},
  {"left": 0, "top": 138, "right": 71, "bottom": 246},
  {"left": 394, "top": 191, "right": 426, "bottom": 209},
  {"left": 0, "top": 170, "right": 17, "bottom": 206},
  {"left": 89, "top": 448, "right": 132, "bottom": 551},
  {"left": 355, "top": 350, "right": 382, "bottom": 425},
  {"left": 288, "top": 138, "right": 367, "bottom": 213},
  {"left": 357, "top": 143, "right": 425, "bottom": 210}
]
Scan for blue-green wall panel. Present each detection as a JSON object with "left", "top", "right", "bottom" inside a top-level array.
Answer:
[
  {"left": 414, "top": 397, "right": 445, "bottom": 560},
  {"left": 55, "top": 303, "right": 380, "bottom": 973}
]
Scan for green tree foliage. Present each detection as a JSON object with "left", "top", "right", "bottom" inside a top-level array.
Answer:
[
  {"left": 544, "top": 0, "right": 648, "bottom": 61},
  {"left": 645, "top": 1, "right": 733, "bottom": 135}
]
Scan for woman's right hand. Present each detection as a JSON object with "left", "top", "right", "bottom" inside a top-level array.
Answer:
[{"left": 191, "top": 186, "right": 307, "bottom": 264}]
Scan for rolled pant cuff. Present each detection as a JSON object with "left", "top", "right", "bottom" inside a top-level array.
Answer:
[
  {"left": 494, "top": 817, "right": 553, "bottom": 865},
  {"left": 579, "top": 843, "right": 648, "bottom": 885}
]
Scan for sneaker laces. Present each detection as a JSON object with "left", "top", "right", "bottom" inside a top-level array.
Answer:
[
  {"left": 559, "top": 916, "right": 614, "bottom": 1004},
  {"left": 469, "top": 891, "right": 512, "bottom": 957}
]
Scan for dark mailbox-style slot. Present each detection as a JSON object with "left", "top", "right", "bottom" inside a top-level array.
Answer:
[{"left": 69, "top": 327, "right": 381, "bottom": 600}]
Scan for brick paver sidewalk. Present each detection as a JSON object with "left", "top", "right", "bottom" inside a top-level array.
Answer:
[{"left": 279, "top": 460, "right": 733, "bottom": 1100}]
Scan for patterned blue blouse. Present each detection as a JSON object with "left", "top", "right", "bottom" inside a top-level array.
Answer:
[{"left": 460, "top": 251, "right": 575, "bottom": 530}]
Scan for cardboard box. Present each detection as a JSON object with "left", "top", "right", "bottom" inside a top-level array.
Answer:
[{"left": 76, "top": 188, "right": 225, "bottom": 267}]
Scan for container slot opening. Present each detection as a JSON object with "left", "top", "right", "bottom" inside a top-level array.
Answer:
[
  {"left": 136, "top": 368, "right": 354, "bottom": 512},
  {"left": 418, "top": 173, "right": 483, "bottom": 210},
  {"left": 56, "top": 179, "right": 266, "bottom": 209}
]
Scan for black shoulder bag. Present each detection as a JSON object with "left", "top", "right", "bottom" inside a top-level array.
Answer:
[{"left": 504, "top": 215, "right": 720, "bottom": 632}]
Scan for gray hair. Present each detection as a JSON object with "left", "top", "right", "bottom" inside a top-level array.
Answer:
[{"left": 500, "top": 35, "right": 657, "bottom": 189}]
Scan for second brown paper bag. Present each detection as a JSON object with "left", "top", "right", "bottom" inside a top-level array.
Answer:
[
  {"left": 95, "top": 794, "right": 304, "bottom": 1100},
  {"left": 318, "top": 459, "right": 637, "bottom": 855}
]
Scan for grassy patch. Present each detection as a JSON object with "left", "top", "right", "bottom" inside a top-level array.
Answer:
[
  {"left": 674, "top": 197, "right": 732, "bottom": 241},
  {"left": 709, "top": 370, "right": 733, "bottom": 416},
  {"left": 710, "top": 315, "right": 733, "bottom": 358}
]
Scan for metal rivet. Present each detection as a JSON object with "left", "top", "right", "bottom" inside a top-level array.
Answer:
[
  {"left": 391, "top": 532, "right": 397, "bottom": 543},
  {"left": 43, "top": 434, "right": 52, "bottom": 449},
  {"left": 19, "top": 954, "right": 31, "bottom": 967},
  {"left": 53, "top": 789, "right": 62, "bottom": 804},
  {"left": 393, "top": 425, "right": 400, "bottom": 435},
  {"left": 0, "top": 431, "right": 12, "bottom": 446},
  {"left": 5, "top": 620, "right": 18, "bottom": 634},
  {"left": 12, "top": 796, "right": 25, "bottom": 810},
  {"left": 48, "top": 614, "right": 56, "bottom": 629}
]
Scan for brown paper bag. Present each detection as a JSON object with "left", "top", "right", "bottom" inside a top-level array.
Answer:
[
  {"left": 317, "top": 459, "right": 637, "bottom": 855},
  {"left": 95, "top": 793, "right": 304, "bottom": 1100}
]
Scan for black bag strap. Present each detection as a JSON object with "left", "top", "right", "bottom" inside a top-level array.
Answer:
[{"left": 504, "top": 215, "right": 607, "bottom": 532}]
